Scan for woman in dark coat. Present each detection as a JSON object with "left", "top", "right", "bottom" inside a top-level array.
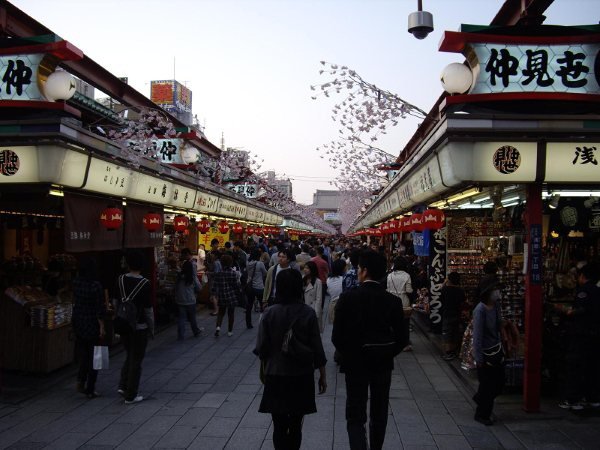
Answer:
[
  {"left": 472, "top": 277, "right": 504, "bottom": 425},
  {"left": 255, "top": 269, "right": 327, "bottom": 450},
  {"left": 71, "top": 256, "right": 106, "bottom": 399}
]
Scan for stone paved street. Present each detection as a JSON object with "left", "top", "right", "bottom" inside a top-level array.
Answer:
[{"left": 1, "top": 309, "right": 599, "bottom": 449}]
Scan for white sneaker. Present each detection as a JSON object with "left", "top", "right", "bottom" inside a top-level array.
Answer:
[
  {"left": 117, "top": 389, "right": 125, "bottom": 396},
  {"left": 124, "top": 395, "right": 144, "bottom": 404},
  {"left": 227, "top": 331, "right": 233, "bottom": 337}
]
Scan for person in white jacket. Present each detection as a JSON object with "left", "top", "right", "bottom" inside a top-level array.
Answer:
[
  {"left": 303, "top": 261, "right": 323, "bottom": 331},
  {"left": 386, "top": 256, "right": 413, "bottom": 351}
]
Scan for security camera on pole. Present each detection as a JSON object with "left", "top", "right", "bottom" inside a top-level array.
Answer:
[{"left": 408, "top": 0, "right": 434, "bottom": 40}]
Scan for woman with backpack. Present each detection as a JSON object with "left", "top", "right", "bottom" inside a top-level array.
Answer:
[{"left": 115, "top": 251, "right": 153, "bottom": 404}]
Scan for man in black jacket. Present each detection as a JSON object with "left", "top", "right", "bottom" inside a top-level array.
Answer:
[{"left": 332, "top": 250, "right": 406, "bottom": 450}]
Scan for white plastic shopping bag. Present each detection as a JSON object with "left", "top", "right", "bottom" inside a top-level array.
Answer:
[{"left": 93, "top": 345, "right": 109, "bottom": 370}]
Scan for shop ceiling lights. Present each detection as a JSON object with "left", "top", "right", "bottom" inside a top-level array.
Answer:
[
  {"left": 473, "top": 196, "right": 490, "bottom": 203},
  {"left": 446, "top": 188, "right": 480, "bottom": 204}
]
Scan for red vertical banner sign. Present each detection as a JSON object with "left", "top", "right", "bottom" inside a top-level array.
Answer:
[{"left": 524, "top": 183, "right": 543, "bottom": 412}]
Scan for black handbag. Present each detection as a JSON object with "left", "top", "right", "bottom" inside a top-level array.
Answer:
[{"left": 482, "top": 342, "right": 505, "bottom": 367}]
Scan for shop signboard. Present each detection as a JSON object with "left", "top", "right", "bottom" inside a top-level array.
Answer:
[
  {"left": 198, "top": 228, "right": 229, "bottom": 250},
  {"left": 150, "top": 80, "right": 175, "bottom": 107},
  {"left": 379, "top": 190, "right": 400, "bottom": 216},
  {"left": 0, "top": 146, "right": 39, "bottom": 182},
  {"left": 439, "top": 142, "right": 537, "bottom": 184},
  {"left": 255, "top": 209, "right": 265, "bottom": 223},
  {"left": 440, "top": 27, "right": 600, "bottom": 97},
  {"left": 413, "top": 229, "right": 430, "bottom": 257},
  {"left": 0, "top": 54, "right": 45, "bottom": 101},
  {"left": 396, "top": 158, "right": 445, "bottom": 211},
  {"left": 545, "top": 142, "right": 600, "bottom": 182},
  {"left": 217, "top": 197, "right": 247, "bottom": 219},
  {"left": 225, "top": 182, "right": 259, "bottom": 198},
  {"left": 128, "top": 173, "right": 173, "bottom": 205},
  {"left": 150, "top": 80, "right": 192, "bottom": 117},
  {"left": 169, "top": 183, "right": 196, "bottom": 209},
  {"left": 428, "top": 227, "right": 447, "bottom": 329},
  {"left": 82, "top": 157, "right": 131, "bottom": 197},
  {"left": 246, "top": 207, "right": 258, "bottom": 222},
  {"left": 529, "top": 224, "right": 542, "bottom": 284},
  {"left": 469, "top": 42, "right": 600, "bottom": 95},
  {"left": 194, "top": 191, "right": 219, "bottom": 213}
]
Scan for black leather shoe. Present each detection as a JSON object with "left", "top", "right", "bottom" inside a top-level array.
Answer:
[{"left": 474, "top": 415, "right": 493, "bottom": 426}]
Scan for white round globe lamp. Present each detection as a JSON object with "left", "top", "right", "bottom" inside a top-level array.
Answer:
[
  {"left": 440, "top": 63, "right": 473, "bottom": 95},
  {"left": 43, "top": 70, "right": 77, "bottom": 102},
  {"left": 181, "top": 145, "right": 200, "bottom": 164}
]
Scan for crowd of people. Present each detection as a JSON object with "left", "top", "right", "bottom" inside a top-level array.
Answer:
[{"left": 67, "top": 234, "right": 600, "bottom": 449}]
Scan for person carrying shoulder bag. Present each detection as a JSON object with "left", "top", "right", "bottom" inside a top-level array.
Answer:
[
  {"left": 386, "top": 256, "right": 413, "bottom": 352},
  {"left": 115, "top": 251, "right": 153, "bottom": 404}
]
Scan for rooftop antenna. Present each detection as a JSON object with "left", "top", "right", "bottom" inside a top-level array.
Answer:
[
  {"left": 221, "top": 132, "right": 225, "bottom": 151},
  {"left": 173, "top": 56, "right": 176, "bottom": 81}
]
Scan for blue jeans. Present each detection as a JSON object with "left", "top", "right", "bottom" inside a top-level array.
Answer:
[{"left": 177, "top": 304, "right": 200, "bottom": 339}]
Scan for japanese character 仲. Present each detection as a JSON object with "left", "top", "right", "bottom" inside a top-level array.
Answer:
[{"left": 1, "top": 59, "right": 32, "bottom": 96}]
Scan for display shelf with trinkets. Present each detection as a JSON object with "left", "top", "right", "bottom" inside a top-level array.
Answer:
[{"left": 0, "top": 286, "right": 74, "bottom": 372}]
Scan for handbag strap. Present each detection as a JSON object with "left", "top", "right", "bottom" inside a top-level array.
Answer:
[{"left": 118, "top": 275, "right": 148, "bottom": 303}]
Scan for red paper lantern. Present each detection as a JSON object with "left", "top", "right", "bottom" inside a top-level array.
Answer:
[
  {"left": 217, "top": 220, "right": 230, "bottom": 234},
  {"left": 422, "top": 209, "right": 445, "bottom": 230},
  {"left": 173, "top": 215, "right": 189, "bottom": 232},
  {"left": 143, "top": 212, "right": 162, "bottom": 232},
  {"left": 100, "top": 207, "right": 123, "bottom": 231},
  {"left": 232, "top": 223, "right": 243, "bottom": 234},
  {"left": 197, "top": 218, "right": 211, "bottom": 234},
  {"left": 388, "top": 220, "right": 398, "bottom": 233},
  {"left": 246, "top": 225, "right": 255, "bottom": 234},
  {"left": 411, "top": 213, "right": 424, "bottom": 232},
  {"left": 381, "top": 222, "right": 390, "bottom": 234}
]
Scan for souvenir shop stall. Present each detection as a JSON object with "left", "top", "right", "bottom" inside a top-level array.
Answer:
[{"left": 536, "top": 194, "right": 600, "bottom": 392}]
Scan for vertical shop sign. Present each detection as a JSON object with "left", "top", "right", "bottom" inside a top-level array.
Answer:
[
  {"left": 429, "top": 227, "right": 447, "bottom": 327},
  {"left": 529, "top": 224, "right": 542, "bottom": 284}
]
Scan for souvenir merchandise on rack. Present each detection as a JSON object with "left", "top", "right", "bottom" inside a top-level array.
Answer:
[{"left": 445, "top": 212, "right": 527, "bottom": 385}]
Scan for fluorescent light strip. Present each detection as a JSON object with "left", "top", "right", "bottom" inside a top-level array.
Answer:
[
  {"left": 501, "top": 196, "right": 520, "bottom": 203},
  {"left": 473, "top": 196, "right": 490, "bottom": 203}
]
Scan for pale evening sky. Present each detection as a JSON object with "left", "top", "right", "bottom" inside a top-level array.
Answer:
[{"left": 11, "top": 0, "right": 597, "bottom": 204}]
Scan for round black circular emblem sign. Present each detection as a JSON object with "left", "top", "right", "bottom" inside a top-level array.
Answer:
[
  {"left": 493, "top": 145, "right": 521, "bottom": 175},
  {"left": 0, "top": 150, "right": 20, "bottom": 176}
]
